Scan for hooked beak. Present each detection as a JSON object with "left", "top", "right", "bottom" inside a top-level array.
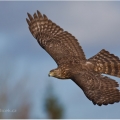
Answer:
[
  {"left": 48, "top": 72, "right": 54, "bottom": 77},
  {"left": 48, "top": 73, "right": 50, "bottom": 77}
]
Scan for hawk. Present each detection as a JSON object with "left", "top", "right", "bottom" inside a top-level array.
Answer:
[{"left": 26, "top": 10, "right": 120, "bottom": 106}]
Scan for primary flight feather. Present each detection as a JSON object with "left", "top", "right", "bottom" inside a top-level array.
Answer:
[{"left": 26, "top": 10, "right": 120, "bottom": 106}]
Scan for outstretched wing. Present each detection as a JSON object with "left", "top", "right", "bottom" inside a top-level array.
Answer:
[
  {"left": 72, "top": 71, "right": 120, "bottom": 106},
  {"left": 88, "top": 49, "right": 120, "bottom": 78},
  {"left": 26, "top": 10, "right": 86, "bottom": 65}
]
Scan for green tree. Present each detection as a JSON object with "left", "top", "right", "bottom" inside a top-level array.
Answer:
[{"left": 44, "top": 82, "right": 64, "bottom": 119}]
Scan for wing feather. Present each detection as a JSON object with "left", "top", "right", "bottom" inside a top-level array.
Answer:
[
  {"left": 26, "top": 10, "right": 86, "bottom": 65},
  {"left": 72, "top": 71, "right": 120, "bottom": 106}
]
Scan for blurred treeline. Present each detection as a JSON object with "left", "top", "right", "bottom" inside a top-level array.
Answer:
[{"left": 0, "top": 71, "right": 64, "bottom": 119}]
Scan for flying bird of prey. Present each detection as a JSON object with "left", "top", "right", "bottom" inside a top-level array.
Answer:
[{"left": 26, "top": 10, "right": 120, "bottom": 106}]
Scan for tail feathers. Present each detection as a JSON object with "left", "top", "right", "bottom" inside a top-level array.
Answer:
[{"left": 88, "top": 49, "right": 120, "bottom": 78}]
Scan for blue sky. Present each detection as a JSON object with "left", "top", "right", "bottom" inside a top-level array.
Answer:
[{"left": 0, "top": 1, "right": 120, "bottom": 119}]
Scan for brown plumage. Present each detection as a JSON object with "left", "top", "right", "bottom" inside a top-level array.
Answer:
[
  {"left": 26, "top": 10, "right": 120, "bottom": 106},
  {"left": 89, "top": 49, "right": 120, "bottom": 77}
]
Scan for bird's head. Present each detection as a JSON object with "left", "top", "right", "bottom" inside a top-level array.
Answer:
[{"left": 48, "top": 68, "right": 62, "bottom": 79}]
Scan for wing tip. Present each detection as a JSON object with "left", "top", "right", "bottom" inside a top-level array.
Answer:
[
  {"left": 27, "top": 12, "right": 33, "bottom": 21},
  {"left": 37, "top": 10, "right": 42, "bottom": 17},
  {"left": 26, "top": 18, "right": 30, "bottom": 25},
  {"left": 33, "top": 13, "right": 38, "bottom": 19}
]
